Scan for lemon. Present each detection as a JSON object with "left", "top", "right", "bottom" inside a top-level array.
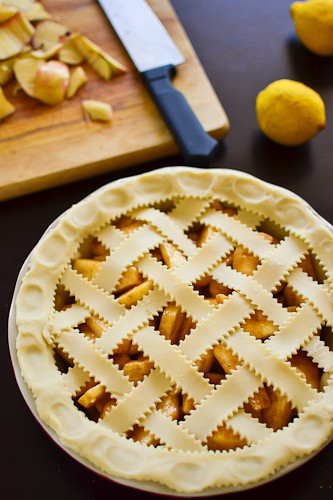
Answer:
[
  {"left": 290, "top": 0, "right": 333, "bottom": 56},
  {"left": 256, "top": 79, "right": 326, "bottom": 146}
]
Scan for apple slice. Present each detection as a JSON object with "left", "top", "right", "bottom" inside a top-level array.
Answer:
[
  {"left": 72, "top": 34, "right": 126, "bottom": 80},
  {"left": 31, "top": 42, "right": 63, "bottom": 59},
  {"left": 32, "top": 20, "right": 68, "bottom": 51},
  {"left": 34, "top": 60, "right": 69, "bottom": 105},
  {"left": 0, "top": 86, "right": 15, "bottom": 120},
  {"left": 66, "top": 66, "right": 87, "bottom": 98},
  {"left": 25, "top": 2, "right": 53, "bottom": 22},
  {"left": 13, "top": 55, "right": 43, "bottom": 97},
  {"left": 0, "top": 59, "right": 15, "bottom": 86},
  {"left": 0, "top": 12, "right": 35, "bottom": 60},
  {"left": 82, "top": 100, "right": 113, "bottom": 121},
  {"left": 58, "top": 35, "right": 84, "bottom": 65},
  {"left": 0, "top": 4, "right": 18, "bottom": 23}
]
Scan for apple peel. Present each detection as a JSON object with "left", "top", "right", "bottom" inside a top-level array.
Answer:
[
  {"left": 58, "top": 35, "right": 84, "bottom": 65},
  {"left": 32, "top": 20, "right": 68, "bottom": 51},
  {"left": 30, "top": 42, "right": 63, "bottom": 60},
  {"left": 72, "top": 34, "right": 126, "bottom": 80},
  {"left": 34, "top": 60, "right": 69, "bottom": 105},
  {"left": 0, "top": 12, "right": 35, "bottom": 60}
]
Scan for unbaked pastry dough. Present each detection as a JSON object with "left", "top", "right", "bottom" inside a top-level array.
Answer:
[{"left": 16, "top": 167, "right": 333, "bottom": 493}]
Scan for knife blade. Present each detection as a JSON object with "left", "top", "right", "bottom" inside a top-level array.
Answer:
[{"left": 97, "top": 0, "right": 220, "bottom": 166}]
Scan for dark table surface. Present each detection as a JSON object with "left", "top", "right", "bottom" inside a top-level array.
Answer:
[{"left": 2, "top": 1, "right": 332, "bottom": 499}]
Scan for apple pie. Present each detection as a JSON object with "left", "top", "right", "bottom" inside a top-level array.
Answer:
[{"left": 15, "top": 167, "right": 333, "bottom": 494}]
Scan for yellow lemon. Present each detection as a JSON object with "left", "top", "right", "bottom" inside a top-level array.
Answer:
[
  {"left": 256, "top": 79, "right": 326, "bottom": 146},
  {"left": 290, "top": 0, "right": 333, "bottom": 56}
]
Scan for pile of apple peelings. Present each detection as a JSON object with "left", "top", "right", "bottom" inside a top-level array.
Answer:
[{"left": 0, "top": 0, "right": 126, "bottom": 122}]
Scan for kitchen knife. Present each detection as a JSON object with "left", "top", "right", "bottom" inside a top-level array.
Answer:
[{"left": 97, "top": 0, "right": 220, "bottom": 166}]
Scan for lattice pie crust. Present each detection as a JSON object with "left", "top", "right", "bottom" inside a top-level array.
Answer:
[{"left": 16, "top": 167, "right": 333, "bottom": 493}]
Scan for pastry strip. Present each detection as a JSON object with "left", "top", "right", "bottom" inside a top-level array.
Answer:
[
  {"left": 94, "top": 224, "right": 124, "bottom": 252},
  {"left": 177, "top": 232, "right": 233, "bottom": 283},
  {"left": 168, "top": 197, "right": 210, "bottom": 229},
  {"left": 143, "top": 410, "right": 203, "bottom": 452},
  {"left": 61, "top": 267, "right": 124, "bottom": 324},
  {"left": 137, "top": 254, "right": 213, "bottom": 322},
  {"left": 235, "top": 209, "right": 263, "bottom": 229},
  {"left": 63, "top": 364, "right": 91, "bottom": 396},
  {"left": 134, "top": 325, "right": 212, "bottom": 402},
  {"left": 213, "top": 263, "right": 289, "bottom": 325},
  {"left": 227, "top": 329, "right": 319, "bottom": 409},
  {"left": 96, "top": 287, "right": 168, "bottom": 353},
  {"left": 254, "top": 235, "right": 308, "bottom": 292},
  {"left": 288, "top": 268, "right": 333, "bottom": 326},
  {"left": 267, "top": 303, "right": 322, "bottom": 359},
  {"left": 202, "top": 210, "right": 273, "bottom": 258},
  {"left": 181, "top": 366, "right": 262, "bottom": 440},
  {"left": 303, "top": 336, "right": 333, "bottom": 372},
  {"left": 55, "top": 329, "right": 132, "bottom": 396},
  {"left": 102, "top": 368, "right": 171, "bottom": 433},
  {"left": 180, "top": 293, "right": 254, "bottom": 361},
  {"left": 53, "top": 304, "right": 90, "bottom": 331},
  {"left": 226, "top": 410, "right": 274, "bottom": 443},
  {"left": 132, "top": 207, "right": 198, "bottom": 257},
  {"left": 93, "top": 226, "right": 164, "bottom": 291}
]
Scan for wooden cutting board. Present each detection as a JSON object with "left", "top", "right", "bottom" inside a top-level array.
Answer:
[{"left": 0, "top": 0, "right": 229, "bottom": 202}]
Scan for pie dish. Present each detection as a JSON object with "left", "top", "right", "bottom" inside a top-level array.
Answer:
[{"left": 13, "top": 166, "right": 333, "bottom": 494}]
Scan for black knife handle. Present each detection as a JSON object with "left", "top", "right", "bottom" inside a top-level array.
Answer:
[{"left": 141, "top": 64, "right": 220, "bottom": 167}]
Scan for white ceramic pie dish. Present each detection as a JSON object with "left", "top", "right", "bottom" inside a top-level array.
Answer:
[{"left": 8, "top": 167, "right": 333, "bottom": 496}]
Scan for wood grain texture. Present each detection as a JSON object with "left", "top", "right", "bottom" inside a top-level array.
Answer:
[{"left": 0, "top": 0, "right": 229, "bottom": 201}]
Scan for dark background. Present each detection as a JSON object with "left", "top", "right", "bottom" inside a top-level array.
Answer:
[{"left": 1, "top": 1, "right": 332, "bottom": 499}]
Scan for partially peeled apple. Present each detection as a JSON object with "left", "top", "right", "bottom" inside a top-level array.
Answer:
[
  {"left": 34, "top": 61, "right": 69, "bottom": 104},
  {"left": 14, "top": 57, "right": 69, "bottom": 105}
]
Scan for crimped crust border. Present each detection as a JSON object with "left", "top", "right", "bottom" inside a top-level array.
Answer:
[{"left": 14, "top": 167, "right": 333, "bottom": 494}]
